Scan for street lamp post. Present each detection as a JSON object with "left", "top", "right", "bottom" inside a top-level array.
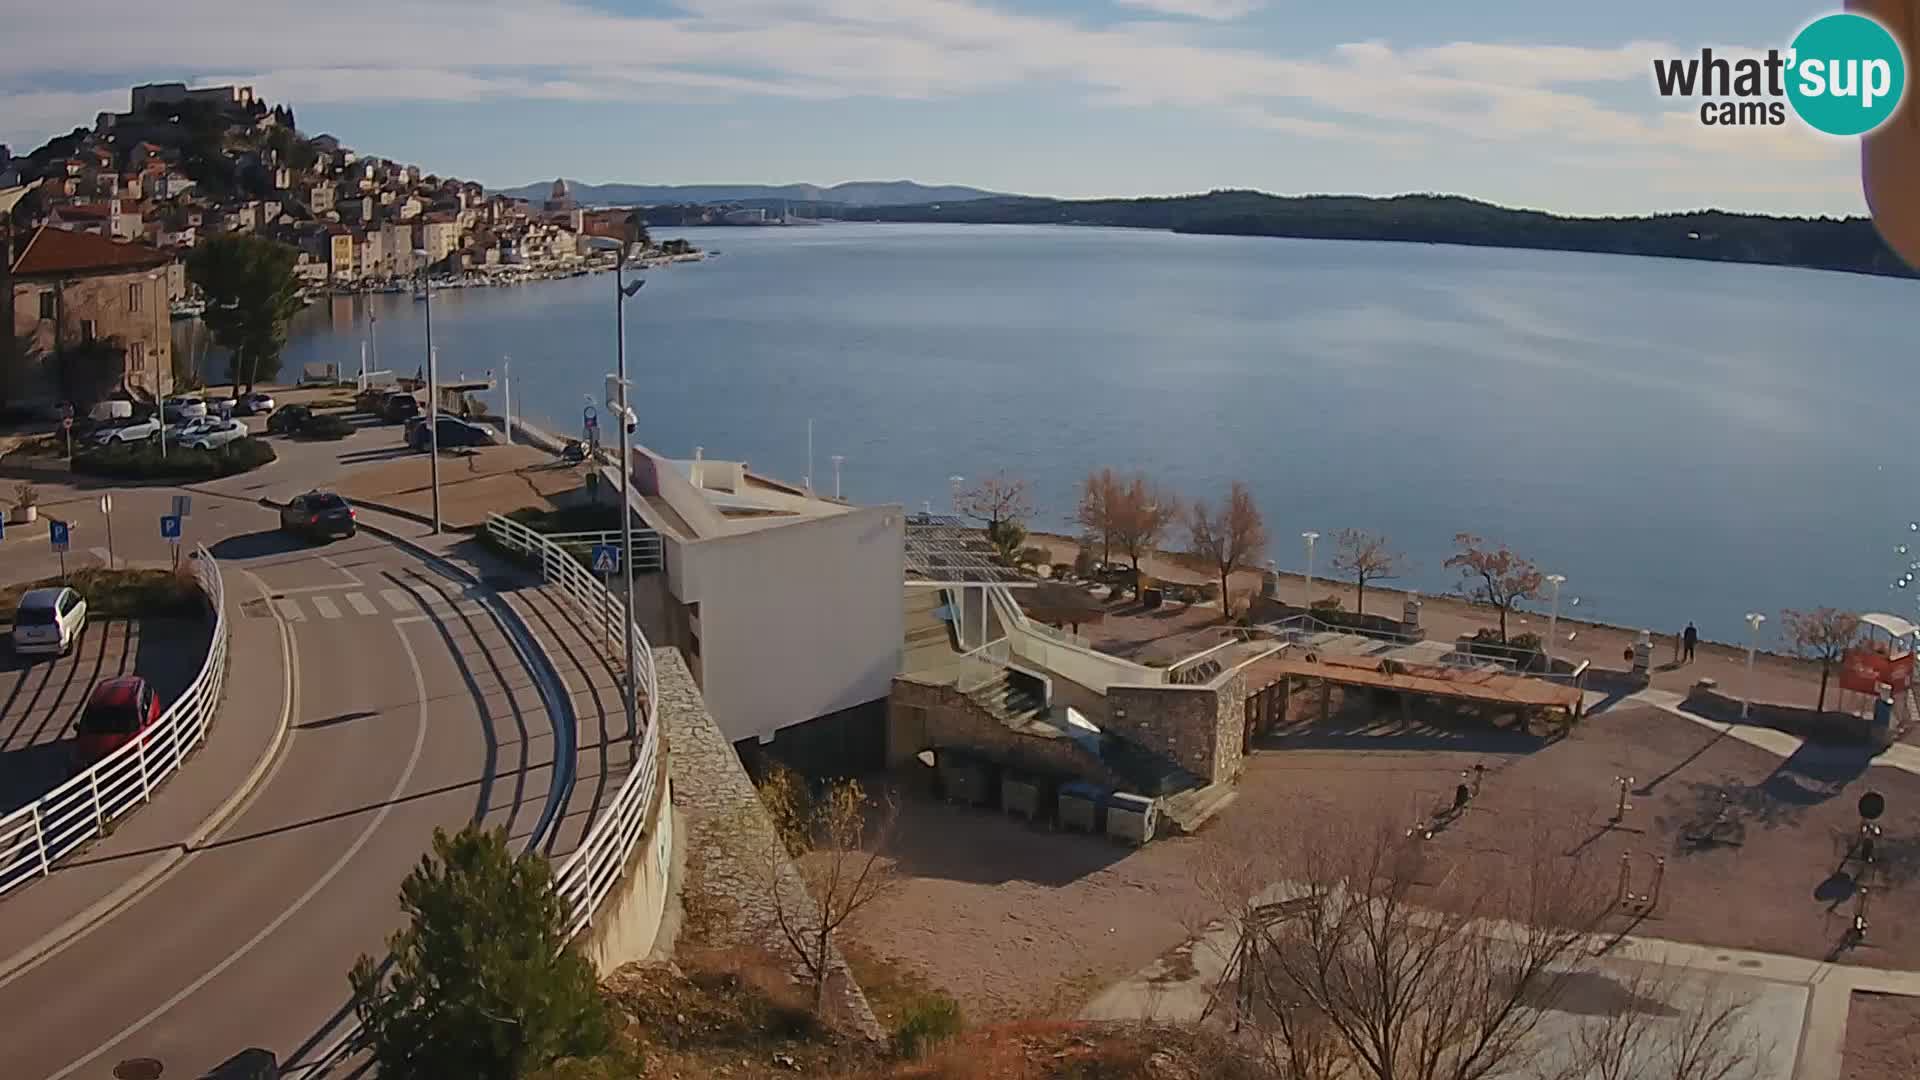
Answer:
[
  {"left": 831, "top": 454, "right": 845, "bottom": 500},
  {"left": 1743, "top": 612, "right": 1766, "bottom": 719},
  {"left": 586, "top": 227, "right": 648, "bottom": 744},
  {"left": 501, "top": 355, "right": 512, "bottom": 446},
  {"left": 412, "top": 252, "right": 441, "bottom": 533},
  {"left": 1545, "top": 574, "right": 1567, "bottom": 659},
  {"left": 1301, "top": 531, "right": 1320, "bottom": 607}
]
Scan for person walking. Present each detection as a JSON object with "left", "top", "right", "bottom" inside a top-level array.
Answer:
[{"left": 1683, "top": 622, "right": 1698, "bottom": 664}]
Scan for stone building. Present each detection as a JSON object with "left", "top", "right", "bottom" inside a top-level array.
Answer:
[{"left": 3, "top": 225, "right": 175, "bottom": 406}]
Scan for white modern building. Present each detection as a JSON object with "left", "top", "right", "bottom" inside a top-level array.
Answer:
[{"left": 603, "top": 444, "right": 905, "bottom": 753}]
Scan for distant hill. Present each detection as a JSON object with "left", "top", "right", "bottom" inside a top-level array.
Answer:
[
  {"left": 837, "top": 190, "right": 1918, "bottom": 279},
  {"left": 492, "top": 179, "right": 1011, "bottom": 207}
]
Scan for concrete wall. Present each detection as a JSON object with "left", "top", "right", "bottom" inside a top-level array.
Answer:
[
  {"left": 672, "top": 505, "right": 905, "bottom": 743},
  {"left": 579, "top": 776, "right": 676, "bottom": 975},
  {"left": 1010, "top": 630, "right": 1159, "bottom": 694},
  {"left": 1105, "top": 671, "right": 1247, "bottom": 783}
]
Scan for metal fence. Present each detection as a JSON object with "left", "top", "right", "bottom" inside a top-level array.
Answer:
[
  {"left": 484, "top": 512, "right": 662, "bottom": 939},
  {"left": 0, "top": 546, "right": 227, "bottom": 897},
  {"left": 541, "top": 528, "right": 665, "bottom": 573}
]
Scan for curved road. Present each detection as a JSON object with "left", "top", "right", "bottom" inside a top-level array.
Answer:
[{"left": 0, "top": 512, "right": 563, "bottom": 1079}]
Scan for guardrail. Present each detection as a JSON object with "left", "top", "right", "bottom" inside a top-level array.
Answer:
[
  {"left": 540, "top": 529, "right": 665, "bottom": 573},
  {"left": 0, "top": 546, "right": 227, "bottom": 897},
  {"left": 484, "top": 512, "right": 662, "bottom": 939}
]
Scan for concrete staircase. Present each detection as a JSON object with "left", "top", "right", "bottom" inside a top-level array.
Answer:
[
  {"left": 965, "top": 670, "right": 1047, "bottom": 726},
  {"left": 1158, "top": 781, "right": 1239, "bottom": 835}
]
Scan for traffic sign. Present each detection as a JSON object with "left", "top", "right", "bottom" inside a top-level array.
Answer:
[
  {"left": 172, "top": 494, "right": 193, "bottom": 518},
  {"left": 99, "top": 493, "right": 113, "bottom": 514},
  {"left": 160, "top": 515, "right": 182, "bottom": 540},
  {"left": 49, "top": 520, "right": 69, "bottom": 552},
  {"left": 591, "top": 544, "right": 621, "bottom": 574}
]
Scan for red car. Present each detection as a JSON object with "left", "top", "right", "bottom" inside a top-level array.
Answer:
[{"left": 73, "top": 676, "right": 163, "bottom": 770}]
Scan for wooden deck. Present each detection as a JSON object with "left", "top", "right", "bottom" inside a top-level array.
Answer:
[{"left": 1243, "top": 653, "right": 1582, "bottom": 712}]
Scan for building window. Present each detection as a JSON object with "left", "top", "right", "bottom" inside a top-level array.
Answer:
[
  {"left": 80, "top": 319, "right": 96, "bottom": 342},
  {"left": 39, "top": 291, "right": 55, "bottom": 320},
  {"left": 129, "top": 342, "right": 146, "bottom": 371},
  {"left": 128, "top": 282, "right": 142, "bottom": 312}
]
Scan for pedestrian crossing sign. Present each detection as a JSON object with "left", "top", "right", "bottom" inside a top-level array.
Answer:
[{"left": 591, "top": 544, "right": 620, "bottom": 574}]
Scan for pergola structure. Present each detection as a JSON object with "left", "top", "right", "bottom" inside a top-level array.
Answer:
[{"left": 903, "top": 513, "right": 1032, "bottom": 653}]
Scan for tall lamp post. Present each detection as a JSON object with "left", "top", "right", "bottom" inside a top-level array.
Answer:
[
  {"left": 411, "top": 251, "right": 441, "bottom": 533},
  {"left": 1743, "top": 612, "right": 1766, "bottom": 719},
  {"left": 1544, "top": 574, "right": 1567, "bottom": 659},
  {"left": 588, "top": 226, "right": 646, "bottom": 744},
  {"left": 1301, "top": 531, "right": 1320, "bottom": 607}
]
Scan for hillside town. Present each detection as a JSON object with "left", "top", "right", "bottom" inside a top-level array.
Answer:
[{"left": 0, "top": 82, "right": 693, "bottom": 409}]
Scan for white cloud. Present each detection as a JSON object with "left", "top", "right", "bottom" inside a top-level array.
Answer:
[
  {"left": 0, "top": 0, "right": 1861, "bottom": 211},
  {"left": 1113, "top": 0, "right": 1266, "bottom": 20}
]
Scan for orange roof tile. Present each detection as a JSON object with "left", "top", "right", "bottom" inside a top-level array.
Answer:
[{"left": 9, "top": 224, "right": 172, "bottom": 277}]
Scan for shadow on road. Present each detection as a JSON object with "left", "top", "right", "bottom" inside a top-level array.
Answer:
[{"left": 207, "top": 529, "right": 309, "bottom": 560}]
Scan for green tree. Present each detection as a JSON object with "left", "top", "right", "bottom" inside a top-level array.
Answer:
[
  {"left": 349, "top": 825, "right": 611, "bottom": 1080},
  {"left": 187, "top": 234, "right": 303, "bottom": 392}
]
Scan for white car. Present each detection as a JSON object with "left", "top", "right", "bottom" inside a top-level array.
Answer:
[
  {"left": 10, "top": 587, "right": 88, "bottom": 657},
  {"left": 91, "top": 416, "right": 162, "bottom": 444},
  {"left": 163, "top": 396, "right": 208, "bottom": 423},
  {"left": 173, "top": 417, "right": 247, "bottom": 450},
  {"left": 236, "top": 392, "right": 275, "bottom": 416}
]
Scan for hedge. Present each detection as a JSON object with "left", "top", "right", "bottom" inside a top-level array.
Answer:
[{"left": 73, "top": 437, "right": 277, "bottom": 480}]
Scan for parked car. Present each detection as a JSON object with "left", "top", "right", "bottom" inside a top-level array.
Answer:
[
  {"left": 381, "top": 392, "right": 421, "bottom": 423},
  {"left": 354, "top": 386, "right": 394, "bottom": 413},
  {"left": 235, "top": 392, "right": 276, "bottom": 416},
  {"left": 173, "top": 417, "right": 248, "bottom": 450},
  {"left": 72, "top": 676, "right": 162, "bottom": 769},
  {"left": 9, "top": 587, "right": 88, "bottom": 657},
  {"left": 265, "top": 404, "right": 313, "bottom": 435},
  {"left": 86, "top": 399, "right": 133, "bottom": 424},
  {"left": 408, "top": 416, "right": 495, "bottom": 452},
  {"left": 162, "top": 396, "right": 209, "bottom": 424},
  {"left": 90, "top": 415, "right": 162, "bottom": 444},
  {"left": 280, "top": 490, "right": 357, "bottom": 540}
]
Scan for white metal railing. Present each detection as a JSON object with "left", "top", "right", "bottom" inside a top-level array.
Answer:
[
  {"left": 485, "top": 512, "right": 662, "bottom": 939},
  {"left": 541, "top": 529, "right": 665, "bottom": 573},
  {"left": 0, "top": 546, "right": 227, "bottom": 897}
]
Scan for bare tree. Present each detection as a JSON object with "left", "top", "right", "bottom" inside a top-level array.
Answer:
[
  {"left": 1328, "top": 529, "right": 1408, "bottom": 615},
  {"left": 757, "top": 767, "right": 899, "bottom": 1011},
  {"left": 1188, "top": 482, "right": 1267, "bottom": 621},
  {"left": 1075, "top": 468, "right": 1121, "bottom": 566},
  {"left": 1779, "top": 607, "right": 1862, "bottom": 713},
  {"left": 1445, "top": 533, "right": 1544, "bottom": 641},
  {"left": 1192, "top": 813, "right": 1766, "bottom": 1080},
  {"left": 958, "top": 471, "right": 1034, "bottom": 567},
  {"left": 1112, "top": 472, "right": 1181, "bottom": 583}
]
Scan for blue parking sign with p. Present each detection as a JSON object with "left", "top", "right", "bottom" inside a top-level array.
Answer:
[
  {"left": 591, "top": 544, "right": 620, "bottom": 574},
  {"left": 49, "top": 520, "right": 69, "bottom": 552},
  {"left": 161, "top": 515, "right": 182, "bottom": 540}
]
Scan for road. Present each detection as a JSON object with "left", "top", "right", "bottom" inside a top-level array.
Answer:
[{"left": 0, "top": 507, "right": 565, "bottom": 1078}]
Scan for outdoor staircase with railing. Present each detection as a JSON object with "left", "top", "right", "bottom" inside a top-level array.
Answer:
[{"left": 965, "top": 670, "right": 1048, "bottom": 726}]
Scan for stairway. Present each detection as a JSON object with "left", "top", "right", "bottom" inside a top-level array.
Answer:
[{"left": 965, "top": 671, "right": 1047, "bottom": 726}]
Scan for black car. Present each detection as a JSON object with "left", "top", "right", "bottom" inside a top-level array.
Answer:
[
  {"left": 408, "top": 416, "right": 495, "bottom": 452},
  {"left": 266, "top": 404, "right": 313, "bottom": 435},
  {"left": 280, "top": 490, "right": 357, "bottom": 540},
  {"left": 381, "top": 393, "right": 421, "bottom": 423}
]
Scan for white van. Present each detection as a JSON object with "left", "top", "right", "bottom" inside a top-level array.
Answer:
[{"left": 87, "top": 400, "right": 133, "bottom": 423}]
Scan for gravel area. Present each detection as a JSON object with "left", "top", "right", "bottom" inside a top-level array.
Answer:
[
  {"left": 845, "top": 703, "right": 1920, "bottom": 1022},
  {"left": 1842, "top": 992, "right": 1920, "bottom": 1080}
]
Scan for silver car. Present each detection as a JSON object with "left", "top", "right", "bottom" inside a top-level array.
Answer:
[{"left": 10, "top": 587, "right": 88, "bottom": 657}]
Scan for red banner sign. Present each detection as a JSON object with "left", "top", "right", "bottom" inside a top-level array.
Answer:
[{"left": 1840, "top": 645, "right": 1914, "bottom": 695}]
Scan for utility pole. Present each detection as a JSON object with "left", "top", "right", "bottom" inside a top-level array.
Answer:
[
  {"left": 614, "top": 231, "right": 645, "bottom": 745},
  {"left": 414, "top": 254, "right": 442, "bottom": 532}
]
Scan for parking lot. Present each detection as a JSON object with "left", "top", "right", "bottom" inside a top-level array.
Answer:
[{"left": 0, "top": 616, "right": 212, "bottom": 814}]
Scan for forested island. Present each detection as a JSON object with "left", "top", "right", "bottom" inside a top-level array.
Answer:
[{"left": 839, "top": 191, "right": 1916, "bottom": 279}]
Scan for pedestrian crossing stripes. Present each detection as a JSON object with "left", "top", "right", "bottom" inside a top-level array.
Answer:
[{"left": 268, "top": 588, "right": 487, "bottom": 624}]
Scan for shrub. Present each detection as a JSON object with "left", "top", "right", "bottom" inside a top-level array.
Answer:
[
  {"left": 1019, "top": 545, "right": 1050, "bottom": 568},
  {"left": 72, "top": 437, "right": 276, "bottom": 480},
  {"left": 1309, "top": 595, "right": 1344, "bottom": 612},
  {"left": 1072, "top": 547, "right": 1097, "bottom": 578},
  {"left": 893, "top": 991, "right": 964, "bottom": 1058},
  {"left": 296, "top": 414, "right": 356, "bottom": 440}
]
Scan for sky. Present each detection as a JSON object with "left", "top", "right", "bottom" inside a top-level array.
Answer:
[{"left": 0, "top": 0, "right": 1883, "bottom": 216}]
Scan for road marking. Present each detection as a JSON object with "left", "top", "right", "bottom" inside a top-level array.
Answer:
[
  {"left": 380, "top": 588, "right": 416, "bottom": 612},
  {"left": 46, "top": 621, "right": 434, "bottom": 1080},
  {"left": 318, "top": 556, "right": 364, "bottom": 586},
  {"left": 344, "top": 592, "right": 378, "bottom": 616},
  {"left": 272, "top": 597, "right": 305, "bottom": 622},
  {"left": 310, "top": 595, "right": 341, "bottom": 620}
]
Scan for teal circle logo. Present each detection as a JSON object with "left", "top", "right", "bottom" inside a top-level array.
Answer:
[{"left": 1786, "top": 13, "right": 1907, "bottom": 136}]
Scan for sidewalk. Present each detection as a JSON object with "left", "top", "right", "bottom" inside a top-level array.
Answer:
[{"left": 0, "top": 565, "right": 291, "bottom": 981}]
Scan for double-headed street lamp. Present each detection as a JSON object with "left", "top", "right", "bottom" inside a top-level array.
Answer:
[{"left": 411, "top": 250, "right": 442, "bottom": 533}]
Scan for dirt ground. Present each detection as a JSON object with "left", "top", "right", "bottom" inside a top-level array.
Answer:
[
  {"left": 846, "top": 704, "right": 1920, "bottom": 1022},
  {"left": 1842, "top": 992, "right": 1920, "bottom": 1079}
]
